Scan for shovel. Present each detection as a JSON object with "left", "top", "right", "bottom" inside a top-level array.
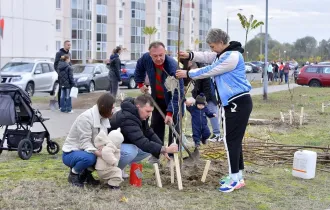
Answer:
[
  {"left": 148, "top": 95, "right": 200, "bottom": 162},
  {"left": 49, "top": 84, "right": 59, "bottom": 111}
]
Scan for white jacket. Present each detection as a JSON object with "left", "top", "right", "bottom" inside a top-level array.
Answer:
[{"left": 62, "top": 105, "right": 111, "bottom": 153}]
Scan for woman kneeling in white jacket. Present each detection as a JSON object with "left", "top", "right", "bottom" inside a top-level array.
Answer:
[{"left": 62, "top": 93, "right": 116, "bottom": 187}]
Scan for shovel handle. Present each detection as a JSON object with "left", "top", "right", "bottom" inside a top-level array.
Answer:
[{"left": 146, "top": 93, "right": 192, "bottom": 157}]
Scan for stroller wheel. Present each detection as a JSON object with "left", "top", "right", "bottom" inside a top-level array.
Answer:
[
  {"left": 47, "top": 141, "right": 59, "bottom": 155},
  {"left": 18, "top": 139, "right": 33, "bottom": 160},
  {"left": 33, "top": 145, "right": 42, "bottom": 153}
]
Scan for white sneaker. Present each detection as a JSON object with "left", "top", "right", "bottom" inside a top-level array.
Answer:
[
  {"left": 122, "top": 170, "right": 129, "bottom": 179},
  {"left": 208, "top": 134, "right": 221, "bottom": 142},
  {"left": 68, "top": 110, "right": 74, "bottom": 114}
]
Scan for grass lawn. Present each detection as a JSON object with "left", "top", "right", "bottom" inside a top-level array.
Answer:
[{"left": 1, "top": 87, "right": 330, "bottom": 210}]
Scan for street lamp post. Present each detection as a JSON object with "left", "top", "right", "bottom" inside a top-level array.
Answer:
[
  {"left": 263, "top": 0, "right": 269, "bottom": 100},
  {"left": 247, "top": 51, "right": 249, "bottom": 61},
  {"left": 226, "top": 8, "right": 243, "bottom": 35}
]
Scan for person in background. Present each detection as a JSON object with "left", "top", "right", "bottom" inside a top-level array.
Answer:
[
  {"left": 283, "top": 62, "right": 290, "bottom": 84},
  {"left": 272, "top": 61, "right": 279, "bottom": 82},
  {"left": 279, "top": 62, "right": 284, "bottom": 83},
  {"left": 176, "top": 28, "right": 253, "bottom": 193},
  {"left": 57, "top": 54, "right": 75, "bottom": 113},
  {"left": 54, "top": 40, "right": 72, "bottom": 109},
  {"left": 108, "top": 46, "right": 123, "bottom": 98},
  {"left": 267, "top": 62, "right": 273, "bottom": 82}
]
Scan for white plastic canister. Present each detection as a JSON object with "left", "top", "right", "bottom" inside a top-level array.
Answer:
[{"left": 292, "top": 150, "right": 317, "bottom": 179}]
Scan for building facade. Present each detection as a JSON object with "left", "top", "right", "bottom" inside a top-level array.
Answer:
[
  {"left": 0, "top": 0, "right": 212, "bottom": 66},
  {"left": 0, "top": 0, "right": 56, "bottom": 67}
]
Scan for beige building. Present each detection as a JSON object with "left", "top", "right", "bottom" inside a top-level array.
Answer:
[{"left": 55, "top": 0, "right": 212, "bottom": 62}]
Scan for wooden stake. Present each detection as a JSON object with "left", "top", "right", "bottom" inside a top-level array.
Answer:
[
  {"left": 280, "top": 112, "right": 284, "bottom": 122},
  {"left": 174, "top": 153, "right": 183, "bottom": 190},
  {"left": 322, "top": 103, "right": 325, "bottom": 112},
  {"left": 170, "top": 159, "right": 175, "bottom": 184},
  {"left": 201, "top": 160, "right": 211, "bottom": 183},
  {"left": 289, "top": 110, "right": 293, "bottom": 125},
  {"left": 299, "top": 107, "right": 304, "bottom": 126},
  {"left": 153, "top": 163, "right": 162, "bottom": 188}
]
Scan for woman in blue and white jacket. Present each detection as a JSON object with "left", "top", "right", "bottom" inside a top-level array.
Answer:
[{"left": 176, "top": 28, "right": 253, "bottom": 193}]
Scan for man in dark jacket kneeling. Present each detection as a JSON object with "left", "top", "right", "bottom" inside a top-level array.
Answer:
[{"left": 110, "top": 94, "right": 178, "bottom": 176}]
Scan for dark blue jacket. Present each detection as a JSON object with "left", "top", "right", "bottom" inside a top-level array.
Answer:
[
  {"left": 134, "top": 53, "right": 184, "bottom": 116},
  {"left": 186, "top": 105, "right": 214, "bottom": 129}
]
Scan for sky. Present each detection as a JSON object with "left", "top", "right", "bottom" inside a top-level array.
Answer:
[{"left": 212, "top": 0, "right": 330, "bottom": 45}]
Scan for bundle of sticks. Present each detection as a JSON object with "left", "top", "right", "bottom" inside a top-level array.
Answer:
[{"left": 200, "top": 138, "right": 330, "bottom": 171}]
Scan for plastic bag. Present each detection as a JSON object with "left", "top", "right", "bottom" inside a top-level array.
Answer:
[{"left": 70, "top": 87, "right": 78, "bottom": 98}]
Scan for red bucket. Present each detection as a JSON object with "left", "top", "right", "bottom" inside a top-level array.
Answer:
[{"left": 129, "top": 163, "right": 143, "bottom": 187}]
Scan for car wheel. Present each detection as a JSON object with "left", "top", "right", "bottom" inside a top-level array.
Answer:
[
  {"left": 309, "top": 80, "right": 321, "bottom": 87},
  {"left": 25, "top": 82, "right": 35, "bottom": 97},
  {"left": 50, "top": 81, "right": 59, "bottom": 96},
  {"left": 128, "top": 77, "right": 136, "bottom": 89},
  {"left": 87, "top": 81, "right": 95, "bottom": 93}
]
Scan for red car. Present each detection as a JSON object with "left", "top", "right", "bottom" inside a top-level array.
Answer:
[{"left": 296, "top": 65, "right": 330, "bottom": 87}]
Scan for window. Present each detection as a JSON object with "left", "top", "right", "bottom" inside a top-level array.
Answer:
[
  {"left": 119, "top": 10, "right": 123, "bottom": 19},
  {"left": 158, "top": 17, "right": 160, "bottom": 25},
  {"left": 41, "top": 64, "right": 50, "bottom": 73},
  {"left": 35, "top": 64, "right": 42, "bottom": 73},
  {"left": 158, "top": 1, "right": 161, "bottom": 10},
  {"left": 56, "top": 0, "right": 61, "bottom": 9},
  {"left": 56, "top": 41, "right": 61, "bottom": 51},
  {"left": 131, "top": 10, "right": 135, "bottom": 18},
  {"left": 323, "top": 67, "right": 330, "bottom": 74},
  {"left": 158, "top": 32, "right": 160, "bottom": 40},
  {"left": 305, "top": 67, "right": 319, "bottom": 73},
  {"left": 119, "top": 27, "right": 123, "bottom": 37},
  {"left": 56, "top": 20, "right": 61, "bottom": 31}
]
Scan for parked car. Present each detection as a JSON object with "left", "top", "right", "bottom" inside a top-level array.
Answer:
[
  {"left": 245, "top": 65, "right": 253, "bottom": 73},
  {"left": 245, "top": 62, "right": 261, "bottom": 73},
  {"left": 296, "top": 65, "right": 330, "bottom": 87},
  {"left": 72, "top": 63, "right": 109, "bottom": 92},
  {"left": 0, "top": 59, "right": 58, "bottom": 96},
  {"left": 251, "top": 61, "right": 265, "bottom": 68},
  {"left": 120, "top": 60, "right": 138, "bottom": 89}
]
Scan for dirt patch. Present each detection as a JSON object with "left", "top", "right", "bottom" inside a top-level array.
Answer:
[{"left": 144, "top": 159, "right": 227, "bottom": 191}]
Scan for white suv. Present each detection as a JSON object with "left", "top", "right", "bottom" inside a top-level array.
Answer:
[{"left": 0, "top": 59, "right": 58, "bottom": 96}]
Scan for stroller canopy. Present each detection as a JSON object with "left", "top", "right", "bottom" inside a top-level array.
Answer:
[{"left": 0, "top": 83, "right": 31, "bottom": 104}]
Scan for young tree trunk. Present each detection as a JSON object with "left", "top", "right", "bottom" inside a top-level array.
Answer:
[{"left": 244, "top": 31, "right": 248, "bottom": 60}]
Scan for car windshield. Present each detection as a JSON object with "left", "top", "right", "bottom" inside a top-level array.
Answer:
[
  {"left": 1, "top": 62, "right": 34, "bottom": 72},
  {"left": 73, "top": 65, "right": 95, "bottom": 74}
]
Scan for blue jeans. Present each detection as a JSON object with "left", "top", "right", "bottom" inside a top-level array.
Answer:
[
  {"left": 60, "top": 87, "right": 72, "bottom": 112},
  {"left": 284, "top": 73, "right": 289, "bottom": 83},
  {"left": 118, "top": 144, "right": 150, "bottom": 170},
  {"left": 206, "top": 101, "right": 220, "bottom": 135},
  {"left": 62, "top": 150, "right": 96, "bottom": 174}
]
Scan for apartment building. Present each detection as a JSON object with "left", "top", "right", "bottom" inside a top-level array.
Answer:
[
  {"left": 0, "top": 0, "right": 212, "bottom": 65},
  {"left": 0, "top": 0, "right": 56, "bottom": 67}
]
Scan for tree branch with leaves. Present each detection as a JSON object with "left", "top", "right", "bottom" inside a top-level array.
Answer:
[
  {"left": 237, "top": 13, "right": 264, "bottom": 59},
  {"left": 142, "top": 26, "right": 158, "bottom": 46}
]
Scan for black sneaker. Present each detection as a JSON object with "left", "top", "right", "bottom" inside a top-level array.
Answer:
[
  {"left": 68, "top": 171, "right": 84, "bottom": 188},
  {"left": 80, "top": 169, "right": 100, "bottom": 186},
  {"left": 201, "top": 138, "right": 208, "bottom": 144}
]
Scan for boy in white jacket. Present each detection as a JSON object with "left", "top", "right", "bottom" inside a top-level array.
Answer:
[{"left": 94, "top": 128, "right": 124, "bottom": 189}]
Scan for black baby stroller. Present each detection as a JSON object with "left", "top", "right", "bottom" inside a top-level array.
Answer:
[{"left": 0, "top": 84, "right": 59, "bottom": 160}]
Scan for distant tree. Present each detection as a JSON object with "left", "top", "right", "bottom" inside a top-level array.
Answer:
[
  {"left": 143, "top": 26, "right": 158, "bottom": 46},
  {"left": 237, "top": 13, "right": 264, "bottom": 59},
  {"left": 293, "top": 36, "right": 317, "bottom": 59}
]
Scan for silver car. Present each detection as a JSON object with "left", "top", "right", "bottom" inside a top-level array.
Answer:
[{"left": 0, "top": 59, "right": 58, "bottom": 96}]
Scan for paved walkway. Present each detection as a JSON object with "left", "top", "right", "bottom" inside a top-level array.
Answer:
[{"left": 0, "top": 84, "right": 300, "bottom": 139}]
